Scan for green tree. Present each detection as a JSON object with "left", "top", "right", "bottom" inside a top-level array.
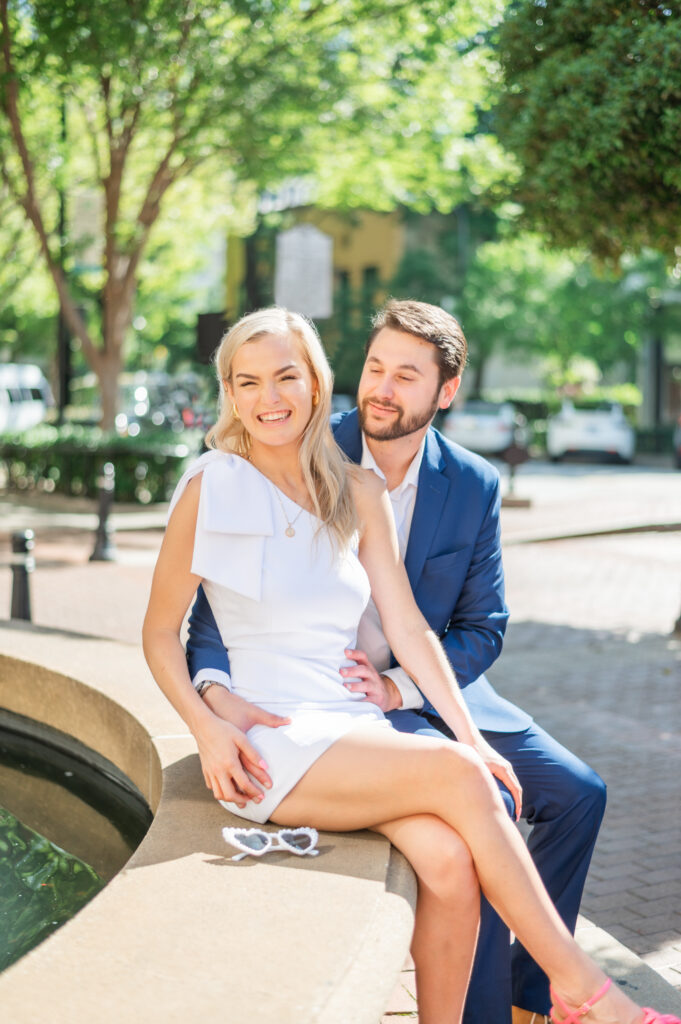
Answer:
[
  {"left": 0, "top": 191, "right": 58, "bottom": 365},
  {"left": 454, "top": 234, "right": 680, "bottom": 391},
  {"left": 0, "top": 0, "right": 505, "bottom": 426},
  {"left": 494, "top": 1, "right": 681, "bottom": 261}
]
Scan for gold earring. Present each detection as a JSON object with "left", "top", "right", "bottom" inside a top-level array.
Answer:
[
  {"left": 312, "top": 392, "right": 319, "bottom": 407},
  {"left": 232, "top": 406, "right": 240, "bottom": 421}
]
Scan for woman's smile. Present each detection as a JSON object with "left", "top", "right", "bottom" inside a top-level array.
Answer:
[{"left": 257, "top": 410, "right": 292, "bottom": 423}]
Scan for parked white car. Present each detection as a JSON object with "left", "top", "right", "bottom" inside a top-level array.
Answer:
[
  {"left": 0, "top": 363, "right": 54, "bottom": 434},
  {"left": 442, "top": 400, "right": 528, "bottom": 455},
  {"left": 546, "top": 401, "right": 635, "bottom": 463}
]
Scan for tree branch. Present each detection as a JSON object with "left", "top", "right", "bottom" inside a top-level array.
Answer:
[
  {"left": 0, "top": 0, "right": 100, "bottom": 369},
  {"left": 120, "top": 143, "right": 193, "bottom": 301},
  {"left": 74, "top": 93, "right": 104, "bottom": 184}
]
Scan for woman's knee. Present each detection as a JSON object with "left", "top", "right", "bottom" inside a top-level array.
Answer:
[
  {"left": 429, "top": 740, "right": 496, "bottom": 803},
  {"left": 417, "top": 822, "right": 478, "bottom": 904}
]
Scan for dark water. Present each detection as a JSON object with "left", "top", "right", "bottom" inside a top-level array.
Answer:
[
  {"left": 0, "top": 807, "right": 104, "bottom": 972},
  {"left": 0, "top": 711, "right": 153, "bottom": 973}
]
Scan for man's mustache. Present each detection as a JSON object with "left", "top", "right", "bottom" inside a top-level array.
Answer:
[{"left": 363, "top": 399, "right": 402, "bottom": 414}]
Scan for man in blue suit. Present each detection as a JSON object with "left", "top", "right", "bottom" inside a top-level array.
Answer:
[{"left": 186, "top": 299, "right": 606, "bottom": 1024}]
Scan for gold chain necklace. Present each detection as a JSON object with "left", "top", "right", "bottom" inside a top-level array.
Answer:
[
  {"left": 271, "top": 485, "right": 305, "bottom": 538},
  {"left": 245, "top": 455, "right": 306, "bottom": 538}
]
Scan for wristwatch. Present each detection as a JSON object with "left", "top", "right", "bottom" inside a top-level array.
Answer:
[{"left": 195, "top": 678, "right": 230, "bottom": 698}]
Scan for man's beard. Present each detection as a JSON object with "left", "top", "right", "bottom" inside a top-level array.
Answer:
[{"left": 358, "top": 393, "right": 440, "bottom": 441}]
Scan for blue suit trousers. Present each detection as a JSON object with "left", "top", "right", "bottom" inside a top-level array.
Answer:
[{"left": 386, "top": 710, "right": 607, "bottom": 1024}]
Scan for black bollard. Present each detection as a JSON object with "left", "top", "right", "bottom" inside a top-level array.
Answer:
[
  {"left": 10, "top": 529, "right": 35, "bottom": 621},
  {"left": 90, "top": 461, "right": 117, "bottom": 562},
  {"left": 500, "top": 438, "right": 532, "bottom": 509}
]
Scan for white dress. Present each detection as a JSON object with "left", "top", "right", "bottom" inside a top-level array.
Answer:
[{"left": 169, "top": 450, "right": 392, "bottom": 824}]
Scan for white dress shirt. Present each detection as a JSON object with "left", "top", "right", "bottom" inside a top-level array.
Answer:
[{"left": 355, "top": 435, "right": 426, "bottom": 710}]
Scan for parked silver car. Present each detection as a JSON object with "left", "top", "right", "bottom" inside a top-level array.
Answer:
[
  {"left": 546, "top": 401, "right": 635, "bottom": 463},
  {"left": 442, "top": 400, "right": 528, "bottom": 455},
  {"left": 0, "top": 363, "right": 53, "bottom": 433}
]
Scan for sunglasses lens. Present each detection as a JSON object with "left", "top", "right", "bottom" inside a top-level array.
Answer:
[
  {"left": 281, "top": 831, "right": 314, "bottom": 851},
  {"left": 239, "top": 832, "right": 269, "bottom": 851}
]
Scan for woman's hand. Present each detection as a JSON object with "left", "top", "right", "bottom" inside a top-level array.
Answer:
[
  {"left": 194, "top": 715, "right": 272, "bottom": 809},
  {"left": 203, "top": 685, "right": 290, "bottom": 734},
  {"left": 470, "top": 735, "right": 523, "bottom": 821}
]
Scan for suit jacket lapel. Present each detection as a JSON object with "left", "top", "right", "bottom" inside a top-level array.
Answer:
[
  {"left": 404, "top": 430, "right": 450, "bottom": 587},
  {"left": 333, "top": 413, "right": 449, "bottom": 588}
]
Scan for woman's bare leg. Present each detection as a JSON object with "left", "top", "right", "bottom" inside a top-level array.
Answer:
[
  {"left": 372, "top": 815, "right": 480, "bottom": 1024},
  {"left": 270, "top": 728, "right": 642, "bottom": 1024}
]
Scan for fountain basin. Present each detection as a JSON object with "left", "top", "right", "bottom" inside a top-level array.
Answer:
[{"left": 0, "top": 623, "right": 416, "bottom": 1024}]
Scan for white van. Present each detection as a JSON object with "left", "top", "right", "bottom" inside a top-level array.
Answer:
[{"left": 0, "top": 363, "right": 54, "bottom": 434}]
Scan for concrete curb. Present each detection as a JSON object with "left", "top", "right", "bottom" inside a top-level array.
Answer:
[
  {"left": 503, "top": 520, "right": 681, "bottom": 546},
  {"left": 576, "top": 918, "right": 681, "bottom": 1015}
]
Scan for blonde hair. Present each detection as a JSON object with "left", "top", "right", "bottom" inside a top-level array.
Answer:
[{"left": 205, "top": 307, "right": 357, "bottom": 547}]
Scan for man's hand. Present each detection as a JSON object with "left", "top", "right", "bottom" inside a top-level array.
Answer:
[
  {"left": 202, "top": 686, "right": 290, "bottom": 794},
  {"left": 340, "top": 648, "right": 403, "bottom": 713}
]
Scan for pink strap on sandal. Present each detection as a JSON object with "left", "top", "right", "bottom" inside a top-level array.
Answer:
[
  {"left": 550, "top": 979, "right": 612, "bottom": 1023},
  {"left": 550, "top": 979, "right": 681, "bottom": 1024}
]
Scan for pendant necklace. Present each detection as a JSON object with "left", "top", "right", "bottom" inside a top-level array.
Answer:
[
  {"left": 272, "top": 485, "right": 305, "bottom": 538},
  {"left": 246, "top": 454, "right": 305, "bottom": 537}
]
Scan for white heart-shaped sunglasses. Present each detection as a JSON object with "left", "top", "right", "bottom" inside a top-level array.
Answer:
[{"left": 223, "top": 826, "right": 319, "bottom": 861}]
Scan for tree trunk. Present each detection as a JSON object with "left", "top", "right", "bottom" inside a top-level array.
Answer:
[
  {"left": 96, "top": 348, "right": 124, "bottom": 430},
  {"left": 97, "top": 274, "right": 135, "bottom": 429}
]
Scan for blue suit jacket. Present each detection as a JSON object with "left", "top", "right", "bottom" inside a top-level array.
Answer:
[{"left": 186, "top": 409, "right": 531, "bottom": 733}]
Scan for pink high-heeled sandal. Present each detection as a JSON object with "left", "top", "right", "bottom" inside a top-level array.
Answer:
[{"left": 550, "top": 978, "right": 681, "bottom": 1024}]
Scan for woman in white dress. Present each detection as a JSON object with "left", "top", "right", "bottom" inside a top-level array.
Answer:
[{"left": 143, "top": 308, "right": 675, "bottom": 1024}]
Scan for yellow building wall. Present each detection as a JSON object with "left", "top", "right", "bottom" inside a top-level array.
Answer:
[
  {"left": 225, "top": 234, "right": 246, "bottom": 319},
  {"left": 295, "top": 208, "right": 404, "bottom": 292},
  {"left": 224, "top": 208, "right": 405, "bottom": 315}
]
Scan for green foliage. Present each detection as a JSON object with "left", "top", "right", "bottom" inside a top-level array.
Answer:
[
  {"left": 453, "top": 231, "right": 681, "bottom": 389},
  {"left": 0, "top": 423, "right": 196, "bottom": 502},
  {"left": 0, "top": 807, "right": 103, "bottom": 972},
  {"left": 494, "top": 2, "right": 681, "bottom": 260},
  {"left": 0, "top": 0, "right": 508, "bottom": 425},
  {"left": 0, "top": 193, "right": 58, "bottom": 365}
]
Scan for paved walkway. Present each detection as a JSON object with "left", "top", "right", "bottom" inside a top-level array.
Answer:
[{"left": 1, "top": 460, "right": 680, "bottom": 1021}]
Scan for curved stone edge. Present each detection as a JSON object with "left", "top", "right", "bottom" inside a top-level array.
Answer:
[
  {"left": 0, "top": 622, "right": 416, "bottom": 1024},
  {"left": 576, "top": 918, "right": 681, "bottom": 1015}
]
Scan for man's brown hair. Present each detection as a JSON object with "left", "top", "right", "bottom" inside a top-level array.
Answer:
[{"left": 367, "top": 298, "right": 467, "bottom": 384}]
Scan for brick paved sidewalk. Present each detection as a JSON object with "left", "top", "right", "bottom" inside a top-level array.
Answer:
[
  {"left": 383, "top": 530, "right": 681, "bottom": 1020},
  {"left": 499, "top": 534, "right": 681, "bottom": 991}
]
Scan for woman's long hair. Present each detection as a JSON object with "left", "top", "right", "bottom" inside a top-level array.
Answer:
[{"left": 205, "top": 307, "right": 357, "bottom": 548}]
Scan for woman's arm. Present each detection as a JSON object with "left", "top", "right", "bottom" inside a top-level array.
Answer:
[
  {"left": 352, "top": 469, "right": 522, "bottom": 816},
  {"left": 142, "top": 474, "right": 271, "bottom": 808}
]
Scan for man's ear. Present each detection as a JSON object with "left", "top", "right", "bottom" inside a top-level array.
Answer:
[{"left": 438, "top": 375, "right": 461, "bottom": 410}]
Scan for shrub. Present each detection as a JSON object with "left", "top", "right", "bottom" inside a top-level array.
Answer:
[{"left": 0, "top": 424, "right": 199, "bottom": 504}]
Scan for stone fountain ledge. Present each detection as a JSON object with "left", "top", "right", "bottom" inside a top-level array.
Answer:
[{"left": 0, "top": 622, "right": 416, "bottom": 1024}]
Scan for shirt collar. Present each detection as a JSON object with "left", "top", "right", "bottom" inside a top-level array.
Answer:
[{"left": 360, "top": 434, "right": 426, "bottom": 496}]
